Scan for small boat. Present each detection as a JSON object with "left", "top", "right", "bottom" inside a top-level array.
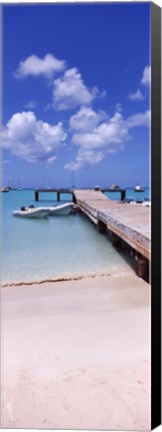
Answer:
[
  {"left": 1, "top": 187, "right": 10, "bottom": 192},
  {"left": 47, "top": 202, "right": 76, "bottom": 216},
  {"left": 110, "top": 183, "right": 119, "bottom": 190},
  {"left": 13, "top": 205, "right": 49, "bottom": 218},
  {"left": 134, "top": 184, "right": 145, "bottom": 192}
]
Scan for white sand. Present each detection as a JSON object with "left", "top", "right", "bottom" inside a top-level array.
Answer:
[{"left": 1, "top": 269, "right": 151, "bottom": 430}]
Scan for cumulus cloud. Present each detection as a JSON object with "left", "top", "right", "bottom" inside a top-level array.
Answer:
[
  {"left": 53, "top": 68, "right": 99, "bottom": 110},
  {"left": 24, "top": 100, "right": 37, "bottom": 109},
  {"left": 65, "top": 108, "right": 150, "bottom": 171},
  {"left": 2, "top": 111, "right": 67, "bottom": 164},
  {"left": 141, "top": 65, "right": 151, "bottom": 86},
  {"left": 129, "top": 65, "right": 151, "bottom": 102},
  {"left": 65, "top": 149, "right": 104, "bottom": 171},
  {"left": 69, "top": 106, "right": 107, "bottom": 132},
  {"left": 126, "top": 110, "right": 151, "bottom": 128},
  {"left": 15, "top": 54, "right": 66, "bottom": 79},
  {"left": 72, "top": 111, "right": 130, "bottom": 151},
  {"left": 129, "top": 89, "right": 145, "bottom": 101}
]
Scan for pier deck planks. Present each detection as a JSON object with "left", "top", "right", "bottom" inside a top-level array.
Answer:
[{"left": 73, "top": 189, "right": 151, "bottom": 261}]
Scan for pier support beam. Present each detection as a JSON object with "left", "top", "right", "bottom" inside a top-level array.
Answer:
[
  {"left": 35, "top": 191, "right": 39, "bottom": 202},
  {"left": 97, "top": 220, "right": 107, "bottom": 233},
  {"left": 73, "top": 194, "right": 77, "bottom": 203},
  {"left": 138, "top": 256, "right": 149, "bottom": 279},
  {"left": 121, "top": 189, "right": 126, "bottom": 201},
  {"left": 111, "top": 232, "right": 122, "bottom": 247}
]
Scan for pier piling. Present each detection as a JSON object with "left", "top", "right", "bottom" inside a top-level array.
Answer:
[
  {"left": 97, "top": 220, "right": 107, "bottom": 233},
  {"left": 138, "top": 256, "right": 149, "bottom": 279}
]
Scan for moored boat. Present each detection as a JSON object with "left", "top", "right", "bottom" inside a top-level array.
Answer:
[
  {"left": 13, "top": 203, "right": 76, "bottom": 218},
  {"left": 1, "top": 187, "right": 10, "bottom": 192},
  {"left": 134, "top": 184, "right": 145, "bottom": 192},
  {"left": 13, "top": 205, "right": 50, "bottom": 218},
  {"left": 110, "top": 183, "right": 119, "bottom": 190},
  {"left": 47, "top": 202, "right": 76, "bottom": 216}
]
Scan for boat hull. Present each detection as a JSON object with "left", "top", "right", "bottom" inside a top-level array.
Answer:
[
  {"left": 13, "top": 208, "right": 49, "bottom": 218},
  {"left": 49, "top": 203, "right": 74, "bottom": 215}
]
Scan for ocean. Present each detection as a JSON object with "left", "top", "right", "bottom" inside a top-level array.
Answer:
[{"left": 1, "top": 188, "right": 150, "bottom": 285}]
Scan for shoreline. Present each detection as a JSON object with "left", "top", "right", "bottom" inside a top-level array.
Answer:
[
  {"left": 1, "top": 270, "right": 151, "bottom": 429},
  {"left": 1, "top": 263, "right": 140, "bottom": 288}
]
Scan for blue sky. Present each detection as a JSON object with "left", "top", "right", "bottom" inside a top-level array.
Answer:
[{"left": 2, "top": 3, "right": 151, "bottom": 188}]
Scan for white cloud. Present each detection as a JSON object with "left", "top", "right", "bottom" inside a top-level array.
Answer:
[
  {"left": 141, "top": 65, "right": 151, "bottom": 86},
  {"left": 53, "top": 68, "right": 99, "bottom": 110},
  {"left": 72, "top": 111, "right": 130, "bottom": 151},
  {"left": 69, "top": 106, "right": 107, "bottom": 132},
  {"left": 129, "top": 89, "right": 145, "bottom": 101},
  {"left": 2, "top": 111, "right": 67, "bottom": 164},
  {"left": 65, "top": 108, "right": 150, "bottom": 171},
  {"left": 129, "top": 65, "right": 151, "bottom": 102},
  {"left": 46, "top": 156, "right": 57, "bottom": 164},
  {"left": 65, "top": 149, "right": 104, "bottom": 171},
  {"left": 15, "top": 54, "right": 66, "bottom": 79},
  {"left": 126, "top": 110, "right": 151, "bottom": 128},
  {"left": 24, "top": 100, "right": 37, "bottom": 110}
]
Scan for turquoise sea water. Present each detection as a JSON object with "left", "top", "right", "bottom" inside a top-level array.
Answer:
[{"left": 1, "top": 188, "right": 150, "bottom": 284}]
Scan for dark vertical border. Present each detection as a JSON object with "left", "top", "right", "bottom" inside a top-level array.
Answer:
[{"left": 151, "top": 2, "right": 161, "bottom": 429}]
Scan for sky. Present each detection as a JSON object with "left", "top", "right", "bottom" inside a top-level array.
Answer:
[{"left": 1, "top": 3, "right": 151, "bottom": 189}]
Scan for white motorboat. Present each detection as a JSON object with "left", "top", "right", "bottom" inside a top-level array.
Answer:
[
  {"left": 1, "top": 187, "right": 10, "bottom": 192},
  {"left": 110, "top": 183, "right": 119, "bottom": 190},
  {"left": 134, "top": 184, "right": 145, "bottom": 192},
  {"left": 47, "top": 202, "right": 76, "bottom": 216},
  {"left": 13, "top": 205, "right": 50, "bottom": 218}
]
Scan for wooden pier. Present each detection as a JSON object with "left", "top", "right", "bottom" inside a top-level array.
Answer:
[
  {"left": 73, "top": 189, "right": 151, "bottom": 278},
  {"left": 34, "top": 188, "right": 150, "bottom": 278},
  {"left": 34, "top": 187, "right": 126, "bottom": 202},
  {"left": 35, "top": 188, "right": 74, "bottom": 202}
]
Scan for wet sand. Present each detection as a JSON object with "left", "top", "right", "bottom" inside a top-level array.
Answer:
[{"left": 1, "top": 269, "right": 151, "bottom": 430}]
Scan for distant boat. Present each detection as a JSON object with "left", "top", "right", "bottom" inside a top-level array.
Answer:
[
  {"left": 1, "top": 187, "right": 10, "bottom": 192},
  {"left": 110, "top": 183, "right": 119, "bottom": 190},
  {"left": 13, "top": 205, "right": 49, "bottom": 218},
  {"left": 134, "top": 184, "right": 145, "bottom": 192}
]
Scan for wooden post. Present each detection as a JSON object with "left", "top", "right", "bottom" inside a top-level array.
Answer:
[
  {"left": 97, "top": 220, "right": 107, "bottom": 233},
  {"left": 73, "top": 194, "right": 77, "bottom": 203},
  {"left": 57, "top": 192, "right": 60, "bottom": 201},
  {"left": 121, "top": 189, "right": 126, "bottom": 201},
  {"left": 138, "top": 256, "right": 149, "bottom": 278},
  {"left": 35, "top": 191, "right": 39, "bottom": 202},
  {"left": 111, "top": 232, "right": 122, "bottom": 247}
]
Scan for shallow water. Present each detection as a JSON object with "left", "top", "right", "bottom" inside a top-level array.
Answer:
[{"left": 1, "top": 189, "right": 149, "bottom": 284}]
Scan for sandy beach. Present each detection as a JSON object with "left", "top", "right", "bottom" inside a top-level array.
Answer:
[{"left": 1, "top": 268, "right": 151, "bottom": 430}]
